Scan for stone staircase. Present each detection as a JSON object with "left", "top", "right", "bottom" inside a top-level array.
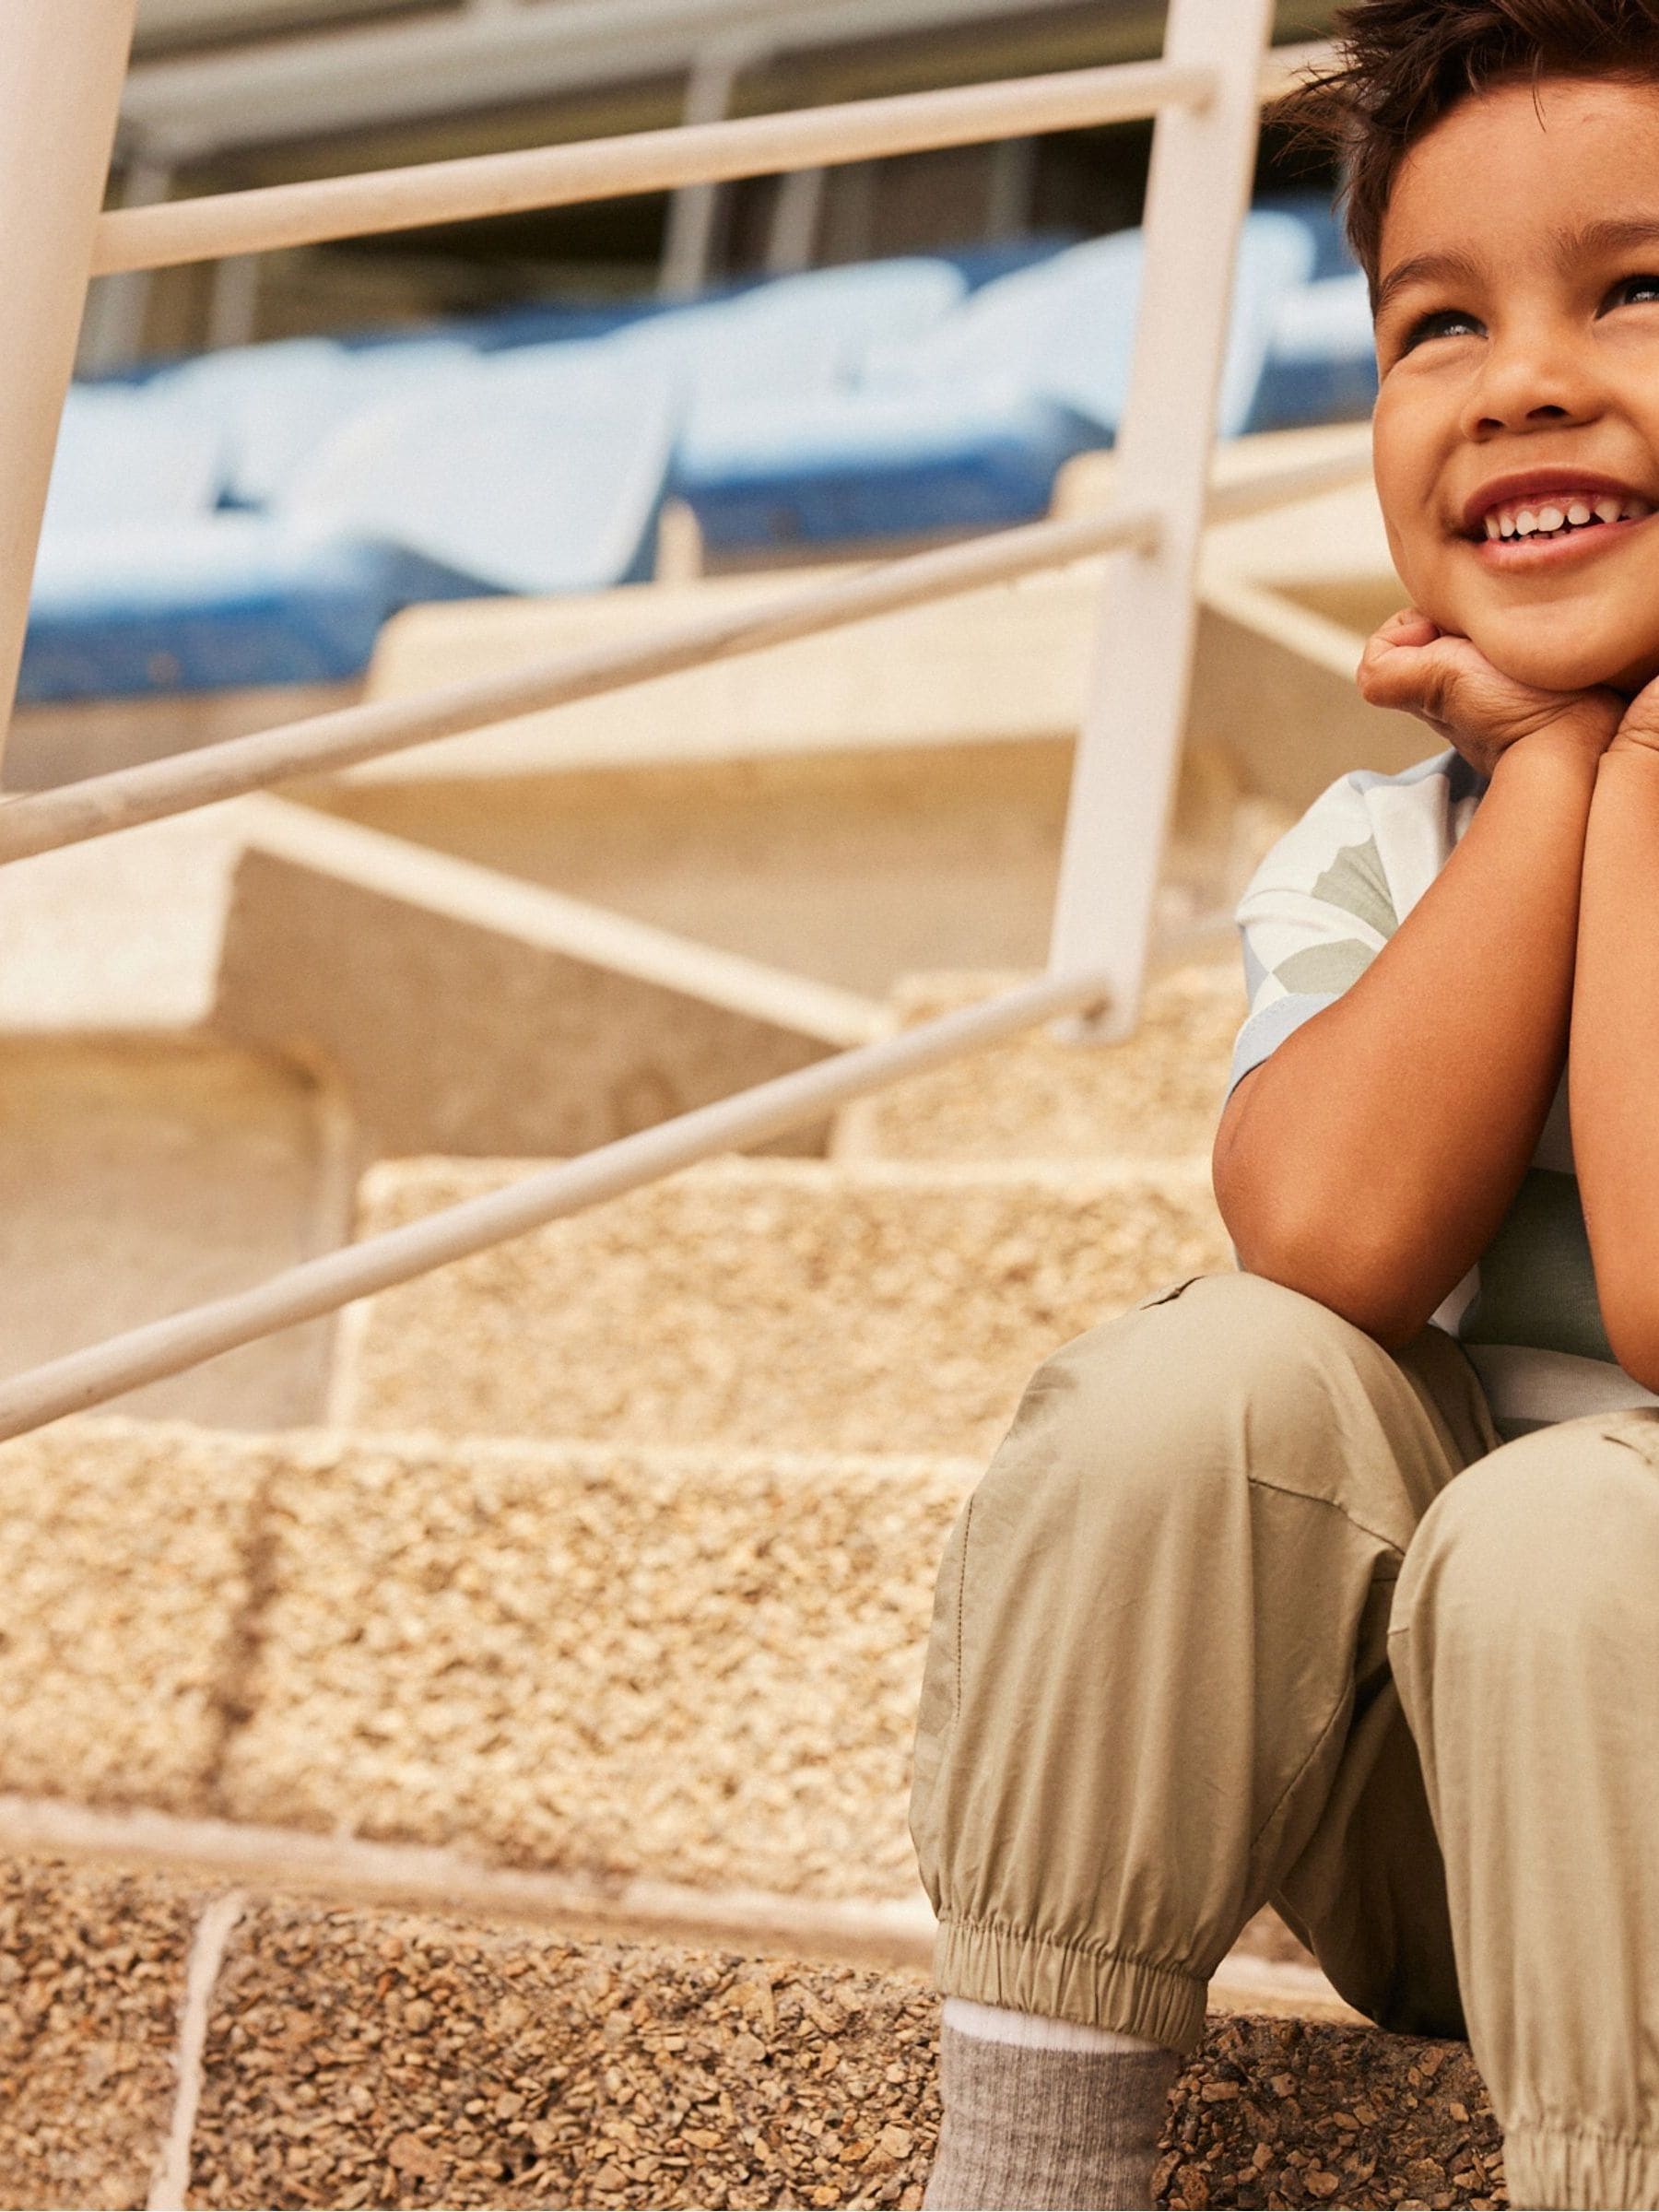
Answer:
[{"left": 0, "top": 963, "right": 1510, "bottom": 2208}]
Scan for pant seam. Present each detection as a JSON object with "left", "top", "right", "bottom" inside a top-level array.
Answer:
[
  {"left": 1246, "top": 1673, "right": 1359, "bottom": 1857},
  {"left": 953, "top": 1493, "right": 974, "bottom": 1711},
  {"left": 1244, "top": 1468, "right": 1410, "bottom": 1559},
  {"left": 938, "top": 1913, "right": 1203, "bottom": 1986}
]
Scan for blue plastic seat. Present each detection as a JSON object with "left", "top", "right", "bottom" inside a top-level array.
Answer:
[
  {"left": 158, "top": 334, "right": 477, "bottom": 507},
  {"left": 1247, "top": 270, "right": 1378, "bottom": 432},
  {"left": 39, "top": 382, "right": 228, "bottom": 537},
  {"left": 283, "top": 340, "right": 678, "bottom": 594},
  {"left": 22, "top": 336, "right": 679, "bottom": 700},
  {"left": 676, "top": 213, "right": 1317, "bottom": 546},
  {"left": 21, "top": 515, "right": 477, "bottom": 701},
  {"left": 613, "top": 258, "right": 968, "bottom": 444}
]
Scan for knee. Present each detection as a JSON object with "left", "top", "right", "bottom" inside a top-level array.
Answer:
[
  {"left": 1394, "top": 1417, "right": 1659, "bottom": 1653},
  {"left": 1029, "top": 1268, "right": 1389, "bottom": 1458},
  {"left": 977, "top": 1270, "right": 1390, "bottom": 1537}
]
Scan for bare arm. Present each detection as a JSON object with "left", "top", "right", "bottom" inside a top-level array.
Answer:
[
  {"left": 1570, "top": 715, "right": 1659, "bottom": 1385},
  {"left": 1214, "top": 614, "right": 1618, "bottom": 1347}
]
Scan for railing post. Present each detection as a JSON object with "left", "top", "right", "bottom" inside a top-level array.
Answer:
[
  {"left": 0, "top": 0, "right": 138, "bottom": 776},
  {"left": 1046, "top": 0, "right": 1277, "bottom": 1038}
]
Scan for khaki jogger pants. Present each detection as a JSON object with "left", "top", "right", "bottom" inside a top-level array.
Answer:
[{"left": 910, "top": 1271, "right": 1659, "bottom": 2210}]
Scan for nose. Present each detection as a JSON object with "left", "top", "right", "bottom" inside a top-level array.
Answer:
[{"left": 1462, "top": 319, "right": 1603, "bottom": 438}]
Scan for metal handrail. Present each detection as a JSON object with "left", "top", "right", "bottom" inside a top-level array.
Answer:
[
  {"left": 0, "top": 437, "right": 1370, "bottom": 869},
  {"left": 92, "top": 58, "right": 1212, "bottom": 275},
  {"left": 0, "top": 969, "right": 1112, "bottom": 1441}
]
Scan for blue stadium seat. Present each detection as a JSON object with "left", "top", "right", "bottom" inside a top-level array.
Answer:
[
  {"left": 1247, "top": 269, "right": 1378, "bottom": 432},
  {"left": 21, "top": 517, "right": 477, "bottom": 701},
  {"left": 282, "top": 342, "right": 677, "bottom": 594},
  {"left": 21, "top": 343, "right": 677, "bottom": 700},
  {"left": 159, "top": 334, "right": 478, "bottom": 507},
  {"left": 39, "top": 382, "right": 228, "bottom": 535},
  {"left": 677, "top": 212, "right": 1316, "bottom": 547},
  {"left": 611, "top": 258, "right": 968, "bottom": 444}
]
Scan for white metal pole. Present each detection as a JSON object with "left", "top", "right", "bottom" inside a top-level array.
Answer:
[
  {"left": 77, "top": 151, "right": 173, "bottom": 376},
  {"left": 1046, "top": 0, "right": 1277, "bottom": 1039},
  {"left": 0, "top": 0, "right": 139, "bottom": 775},
  {"left": 659, "top": 41, "right": 753, "bottom": 300}
]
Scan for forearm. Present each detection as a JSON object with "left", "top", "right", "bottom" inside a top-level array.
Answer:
[
  {"left": 1571, "top": 742, "right": 1659, "bottom": 1384},
  {"left": 1215, "top": 727, "right": 1604, "bottom": 1345}
]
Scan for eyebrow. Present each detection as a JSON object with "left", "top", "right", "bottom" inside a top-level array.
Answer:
[
  {"left": 1374, "top": 217, "right": 1659, "bottom": 323},
  {"left": 1373, "top": 248, "right": 1484, "bottom": 322}
]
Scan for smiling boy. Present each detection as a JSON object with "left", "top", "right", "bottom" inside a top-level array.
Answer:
[{"left": 912, "top": 6, "right": 1659, "bottom": 2209}]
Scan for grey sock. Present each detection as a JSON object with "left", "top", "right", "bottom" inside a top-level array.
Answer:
[{"left": 924, "top": 2021, "right": 1182, "bottom": 2210}]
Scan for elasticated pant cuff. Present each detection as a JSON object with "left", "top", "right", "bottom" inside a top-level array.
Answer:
[
  {"left": 934, "top": 1916, "right": 1207, "bottom": 2057},
  {"left": 1504, "top": 2122, "right": 1659, "bottom": 2209}
]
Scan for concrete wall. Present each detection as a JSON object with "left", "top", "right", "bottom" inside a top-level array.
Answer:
[{"left": 0, "top": 1035, "right": 354, "bottom": 1427}]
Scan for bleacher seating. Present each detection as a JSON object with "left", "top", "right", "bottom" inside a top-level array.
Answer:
[
  {"left": 162, "top": 331, "right": 477, "bottom": 507},
  {"left": 1249, "top": 267, "right": 1378, "bottom": 433},
  {"left": 677, "top": 212, "right": 1314, "bottom": 544},
  {"left": 20, "top": 209, "right": 1379, "bottom": 703},
  {"left": 284, "top": 344, "right": 678, "bottom": 595}
]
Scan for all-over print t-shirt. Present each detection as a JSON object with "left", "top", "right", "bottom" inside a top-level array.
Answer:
[{"left": 1228, "top": 746, "right": 1659, "bottom": 1441}]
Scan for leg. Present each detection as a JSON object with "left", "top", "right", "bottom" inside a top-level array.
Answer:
[
  {"left": 912, "top": 1270, "right": 1498, "bottom": 2050},
  {"left": 1389, "top": 1412, "right": 1659, "bottom": 2209}
]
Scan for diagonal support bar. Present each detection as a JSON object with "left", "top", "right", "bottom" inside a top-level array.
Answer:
[
  {"left": 0, "top": 438, "right": 1371, "bottom": 872},
  {"left": 0, "top": 499, "right": 1160, "bottom": 865},
  {"left": 0, "top": 968, "right": 1111, "bottom": 1443}
]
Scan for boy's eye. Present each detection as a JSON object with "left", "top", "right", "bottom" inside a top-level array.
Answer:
[
  {"left": 1399, "top": 307, "right": 1482, "bottom": 352},
  {"left": 1606, "top": 273, "right": 1659, "bottom": 308}
]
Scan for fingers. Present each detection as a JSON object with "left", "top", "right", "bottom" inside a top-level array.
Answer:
[
  {"left": 1615, "top": 670, "right": 1659, "bottom": 751},
  {"left": 1375, "top": 606, "right": 1441, "bottom": 648},
  {"left": 1358, "top": 626, "right": 1472, "bottom": 718},
  {"left": 1356, "top": 607, "right": 1441, "bottom": 690}
]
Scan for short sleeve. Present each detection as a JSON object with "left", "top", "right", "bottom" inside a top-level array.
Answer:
[{"left": 1227, "top": 771, "right": 1402, "bottom": 1103}]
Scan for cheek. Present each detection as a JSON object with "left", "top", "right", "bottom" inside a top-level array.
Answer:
[
  {"left": 1371, "top": 435, "right": 1442, "bottom": 603},
  {"left": 1465, "top": 585, "right": 1659, "bottom": 690}
]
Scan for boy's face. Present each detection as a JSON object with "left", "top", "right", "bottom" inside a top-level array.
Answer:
[{"left": 1372, "top": 74, "right": 1659, "bottom": 696}]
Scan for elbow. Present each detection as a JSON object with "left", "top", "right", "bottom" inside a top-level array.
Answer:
[{"left": 1217, "top": 1182, "right": 1435, "bottom": 1351}]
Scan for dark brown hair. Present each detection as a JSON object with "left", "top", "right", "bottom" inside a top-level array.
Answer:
[{"left": 1277, "top": 1, "right": 1659, "bottom": 290}]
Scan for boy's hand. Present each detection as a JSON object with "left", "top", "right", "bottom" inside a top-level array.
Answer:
[
  {"left": 1358, "top": 608, "right": 1621, "bottom": 777},
  {"left": 1606, "top": 670, "right": 1659, "bottom": 759}
]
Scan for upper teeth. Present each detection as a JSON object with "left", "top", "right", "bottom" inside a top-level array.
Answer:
[{"left": 1483, "top": 493, "right": 1652, "bottom": 540}]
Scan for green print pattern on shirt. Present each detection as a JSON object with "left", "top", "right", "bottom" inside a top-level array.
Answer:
[
  {"left": 1307, "top": 835, "right": 1398, "bottom": 946},
  {"left": 1458, "top": 1169, "right": 1615, "bottom": 1364},
  {"left": 1272, "top": 937, "right": 1376, "bottom": 996}
]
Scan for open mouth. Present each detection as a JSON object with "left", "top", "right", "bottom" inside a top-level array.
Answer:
[{"left": 1473, "top": 490, "right": 1653, "bottom": 545}]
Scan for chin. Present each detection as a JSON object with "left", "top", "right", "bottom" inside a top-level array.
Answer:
[{"left": 1475, "top": 626, "right": 1659, "bottom": 698}]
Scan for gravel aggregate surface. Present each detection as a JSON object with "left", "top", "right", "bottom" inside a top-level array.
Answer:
[
  {"left": 225, "top": 1431, "right": 976, "bottom": 1898},
  {"left": 347, "top": 1159, "right": 1230, "bottom": 1455},
  {"left": 0, "top": 1421, "right": 264, "bottom": 1808},
  {"left": 1155, "top": 2014, "right": 1508, "bottom": 2211},
  {"left": 190, "top": 1901, "right": 942, "bottom": 2210},
  {"left": 834, "top": 965, "right": 1244, "bottom": 1164},
  {"left": 178, "top": 1894, "right": 1504, "bottom": 2211},
  {"left": 0, "top": 1853, "right": 204, "bottom": 2209}
]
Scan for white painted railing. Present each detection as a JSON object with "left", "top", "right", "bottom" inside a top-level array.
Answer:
[{"left": 0, "top": 5, "right": 1342, "bottom": 1438}]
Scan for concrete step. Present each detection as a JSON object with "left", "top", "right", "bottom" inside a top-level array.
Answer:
[
  {"left": 0, "top": 1416, "right": 972, "bottom": 1904},
  {"left": 0, "top": 1417, "right": 1331, "bottom": 2018},
  {"left": 832, "top": 963, "right": 1245, "bottom": 1164},
  {"left": 339, "top": 1156, "right": 1230, "bottom": 1456},
  {"left": 0, "top": 1848, "right": 1509, "bottom": 2211}
]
